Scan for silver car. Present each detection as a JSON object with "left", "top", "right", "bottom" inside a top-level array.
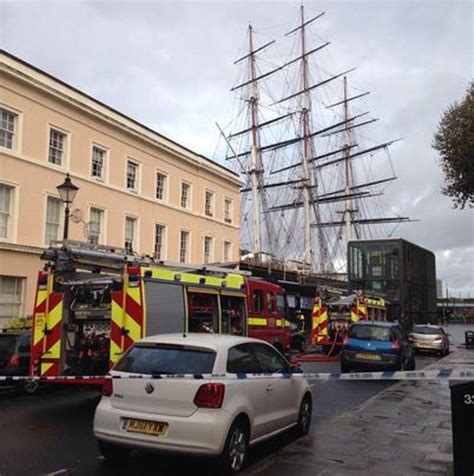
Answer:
[{"left": 409, "top": 325, "right": 450, "bottom": 356}]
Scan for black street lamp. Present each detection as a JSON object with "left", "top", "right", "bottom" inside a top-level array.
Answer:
[{"left": 57, "top": 173, "right": 79, "bottom": 240}]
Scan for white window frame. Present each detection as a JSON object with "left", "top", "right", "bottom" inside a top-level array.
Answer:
[
  {"left": 179, "top": 229, "right": 190, "bottom": 263},
  {"left": 126, "top": 159, "right": 140, "bottom": 192},
  {"left": 44, "top": 194, "right": 63, "bottom": 246},
  {"left": 223, "top": 240, "right": 232, "bottom": 262},
  {"left": 0, "top": 182, "right": 16, "bottom": 242},
  {"left": 224, "top": 198, "right": 233, "bottom": 224},
  {"left": 0, "top": 276, "right": 25, "bottom": 321},
  {"left": 155, "top": 170, "right": 168, "bottom": 202},
  {"left": 154, "top": 223, "right": 167, "bottom": 261},
  {"left": 0, "top": 106, "right": 19, "bottom": 152},
  {"left": 47, "top": 126, "right": 70, "bottom": 168},
  {"left": 91, "top": 144, "right": 108, "bottom": 181},
  {"left": 203, "top": 235, "right": 213, "bottom": 264},
  {"left": 204, "top": 190, "right": 214, "bottom": 217},
  {"left": 181, "top": 181, "right": 192, "bottom": 209},
  {"left": 89, "top": 206, "right": 106, "bottom": 245},
  {"left": 124, "top": 215, "right": 138, "bottom": 253}
]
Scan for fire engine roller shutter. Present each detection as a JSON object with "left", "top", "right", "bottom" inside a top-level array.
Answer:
[{"left": 144, "top": 280, "right": 185, "bottom": 335}]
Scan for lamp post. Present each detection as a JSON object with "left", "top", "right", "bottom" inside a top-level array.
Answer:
[{"left": 56, "top": 173, "right": 79, "bottom": 240}]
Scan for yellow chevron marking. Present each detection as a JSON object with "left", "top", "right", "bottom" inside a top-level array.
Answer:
[
  {"left": 125, "top": 313, "right": 142, "bottom": 342},
  {"left": 127, "top": 286, "right": 141, "bottom": 304},
  {"left": 109, "top": 340, "right": 122, "bottom": 364},
  {"left": 111, "top": 299, "right": 124, "bottom": 327},
  {"left": 47, "top": 340, "right": 61, "bottom": 359},
  {"left": 40, "top": 362, "right": 53, "bottom": 376},
  {"left": 33, "top": 312, "right": 46, "bottom": 346}
]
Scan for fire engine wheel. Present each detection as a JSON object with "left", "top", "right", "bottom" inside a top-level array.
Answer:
[
  {"left": 98, "top": 440, "right": 131, "bottom": 465},
  {"left": 295, "top": 394, "right": 312, "bottom": 436},
  {"left": 15, "top": 378, "right": 39, "bottom": 396},
  {"left": 219, "top": 419, "right": 249, "bottom": 473}
]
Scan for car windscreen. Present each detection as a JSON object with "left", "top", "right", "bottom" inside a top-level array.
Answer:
[
  {"left": 0, "top": 335, "right": 17, "bottom": 354},
  {"left": 113, "top": 344, "right": 217, "bottom": 375},
  {"left": 413, "top": 326, "right": 443, "bottom": 335},
  {"left": 349, "top": 325, "right": 392, "bottom": 342}
]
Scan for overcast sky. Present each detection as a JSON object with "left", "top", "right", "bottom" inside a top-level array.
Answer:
[{"left": 1, "top": 0, "right": 473, "bottom": 296}]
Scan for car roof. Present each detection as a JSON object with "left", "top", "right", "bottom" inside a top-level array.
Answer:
[
  {"left": 0, "top": 330, "right": 30, "bottom": 337},
  {"left": 137, "top": 333, "right": 269, "bottom": 351},
  {"left": 352, "top": 321, "right": 397, "bottom": 327},
  {"left": 413, "top": 324, "right": 440, "bottom": 328}
]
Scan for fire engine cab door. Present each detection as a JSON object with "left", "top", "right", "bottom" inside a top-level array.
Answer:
[{"left": 250, "top": 343, "right": 298, "bottom": 431}]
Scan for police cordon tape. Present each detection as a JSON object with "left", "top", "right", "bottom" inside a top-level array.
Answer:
[{"left": 1, "top": 368, "right": 474, "bottom": 382}]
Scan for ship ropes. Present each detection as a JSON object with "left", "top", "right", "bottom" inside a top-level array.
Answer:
[{"left": 217, "top": 6, "right": 412, "bottom": 277}]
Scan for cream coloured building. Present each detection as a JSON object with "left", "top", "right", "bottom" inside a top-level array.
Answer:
[{"left": 0, "top": 50, "right": 241, "bottom": 326}]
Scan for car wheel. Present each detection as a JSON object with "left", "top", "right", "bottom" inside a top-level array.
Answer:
[
  {"left": 16, "top": 378, "right": 39, "bottom": 396},
  {"left": 341, "top": 362, "right": 350, "bottom": 374},
  {"left": 220, "top": 420, "right": 249, "bottom": 473},
  {"left": 296, "top": 394, "right": 312, "bottom": 436},
  {"left": 98, "top": 440, "right": 131, "bottom": 465}
]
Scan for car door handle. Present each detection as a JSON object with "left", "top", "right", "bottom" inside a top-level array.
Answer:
[{"left": 266, "top": 385, "right": 273, "bottom": 393}]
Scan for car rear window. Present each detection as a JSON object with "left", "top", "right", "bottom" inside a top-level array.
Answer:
[
  {"left": 349, "top": 325, "right": 392, "bottom": 342},
  {"left": 0, "top": 335, "right": 17, "bottom": 353},
  {"left": 113, "top": 344, "right": 216, "bottom": 375},
  {"left": 413, "top": 326, "right": 443, "bottom": 335}
]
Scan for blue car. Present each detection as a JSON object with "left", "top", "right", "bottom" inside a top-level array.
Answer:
[{"left": 340, "top": 321, "right": 415, "bottom": 373}]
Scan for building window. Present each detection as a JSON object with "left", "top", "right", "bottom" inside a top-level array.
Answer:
[
  {"left": 45, "top": 196, "right": 62, "bottom": 245},
  {"left": 156, "top": 172, "right": 167, "bottom": 201},
  {"left": 124, "top": 216, "right": 137, "bottom": 252},
  {"left": 0, "top": 276, "right": 23, "bottom": 321},
  {"left": 179, "top": 230, "right": 189, "bottom": 263},
  {"left": 181, "top": 182, "right": 191, "bottom": 209},
  {"left": 154, "top": 224, "right": 166, "bottom": 260},
  {"left": 203, "top": 236, "right": 213, "bottom": 264},
  {"left": 126, "top": 160, "right": 139, "bottom": 191},
  {"left": 0, "top": 108, "right": 17, "bottom": 150},
  {"left": 224, "top": 198, "right": 232, "bottom": 223},
  {"left": 223, "top": 241, "right": 232, "bottom": 262},
  {"left": 205, "top": 190, "right": 214, "bottom": 217},
  {"left": 48, "top": 128, "right": 66, "bottom": 166},
  {"left": 89, "top": 207, "right": 104, "bottom": 244},
  {"left": 91, "top": 146, "right": 106, "bottom": 179},
  {"left": 0, "top": 184, "right": 13, "bottom": 240}
]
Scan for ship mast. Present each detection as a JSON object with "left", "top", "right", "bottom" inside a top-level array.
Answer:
[
  {"left": 343, "top": 76, "right": 354, "bottom": 242},
  {"left": 248, "top": 24, "right": 262, "bottom": 255}
]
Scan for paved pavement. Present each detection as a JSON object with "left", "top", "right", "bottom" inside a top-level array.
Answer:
[{"left": 246, "top": 345, "right": 474, "bottom": 476}]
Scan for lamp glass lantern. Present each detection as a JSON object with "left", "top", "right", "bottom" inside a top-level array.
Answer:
[{"left": 57, "top": 173, "right": 79, "bottom": 204}]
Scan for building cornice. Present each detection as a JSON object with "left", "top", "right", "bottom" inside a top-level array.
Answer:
[
  {"left": 0, "top": 242, "right": 44, "bottom": 255},
  {"left": 0, "top": 49, "right": 241, "bottom": 187}
]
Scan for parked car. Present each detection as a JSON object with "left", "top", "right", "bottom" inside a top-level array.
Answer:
[
  {"left": 340, "top": 321, "right": 416, "bottom": 373},
  {"left": 0, "top": 330, "right": 39, "bottom": 395},
  {"left": 409, "top": 325, "right": 450, "bottom": 356},
  {"left": 93, "top": 334, "right": 312, "bottom": 473}
]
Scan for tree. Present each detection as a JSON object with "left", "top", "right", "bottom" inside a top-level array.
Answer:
[{"left": 433, "top": 82, "right": 474, "bottom": 209}]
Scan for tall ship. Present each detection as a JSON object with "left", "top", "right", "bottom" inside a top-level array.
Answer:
[{"left": 218, "top": 6, "right": 412, "bottom": 280}]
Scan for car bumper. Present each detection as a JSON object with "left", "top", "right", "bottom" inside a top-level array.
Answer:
[
  {"left": 412, "top": 341, "right": 444, "bottom": 351},
  {"left": 341, "top": 352, "right": 400, "bottom": 371},
  {"left": 93, "top": 397, "right": 233, "bottom": 456}
]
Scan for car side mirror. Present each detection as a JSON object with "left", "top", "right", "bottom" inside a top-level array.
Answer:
[{"left": 291, "top": 364, "right": 303, "bottom": 374}]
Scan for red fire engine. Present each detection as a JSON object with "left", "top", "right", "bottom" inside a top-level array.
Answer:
[
  {"left": 29, "top": 241, "right": 292, "bottom": 383},
  {"left": 311, "top": 294, "right": 389, "bottom": 353}
]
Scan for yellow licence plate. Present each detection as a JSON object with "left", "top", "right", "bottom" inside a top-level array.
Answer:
[
  {"left": 355, "top": 352, "right": 381, "bottom": 361},
  {"left": 124, "top": 419, "right": 168, "bottom": 436}
]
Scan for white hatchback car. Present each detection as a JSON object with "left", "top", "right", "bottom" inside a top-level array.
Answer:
[{"left": 93, "top": 334, "right": 312, "bottom": 473}]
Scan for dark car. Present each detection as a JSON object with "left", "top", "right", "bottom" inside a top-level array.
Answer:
[
  {"left": 340, "top": 321, "right": 416, "bottom": 373},
  {"left": 0, "top": 330, "right": 39, "bottom": 395}
]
